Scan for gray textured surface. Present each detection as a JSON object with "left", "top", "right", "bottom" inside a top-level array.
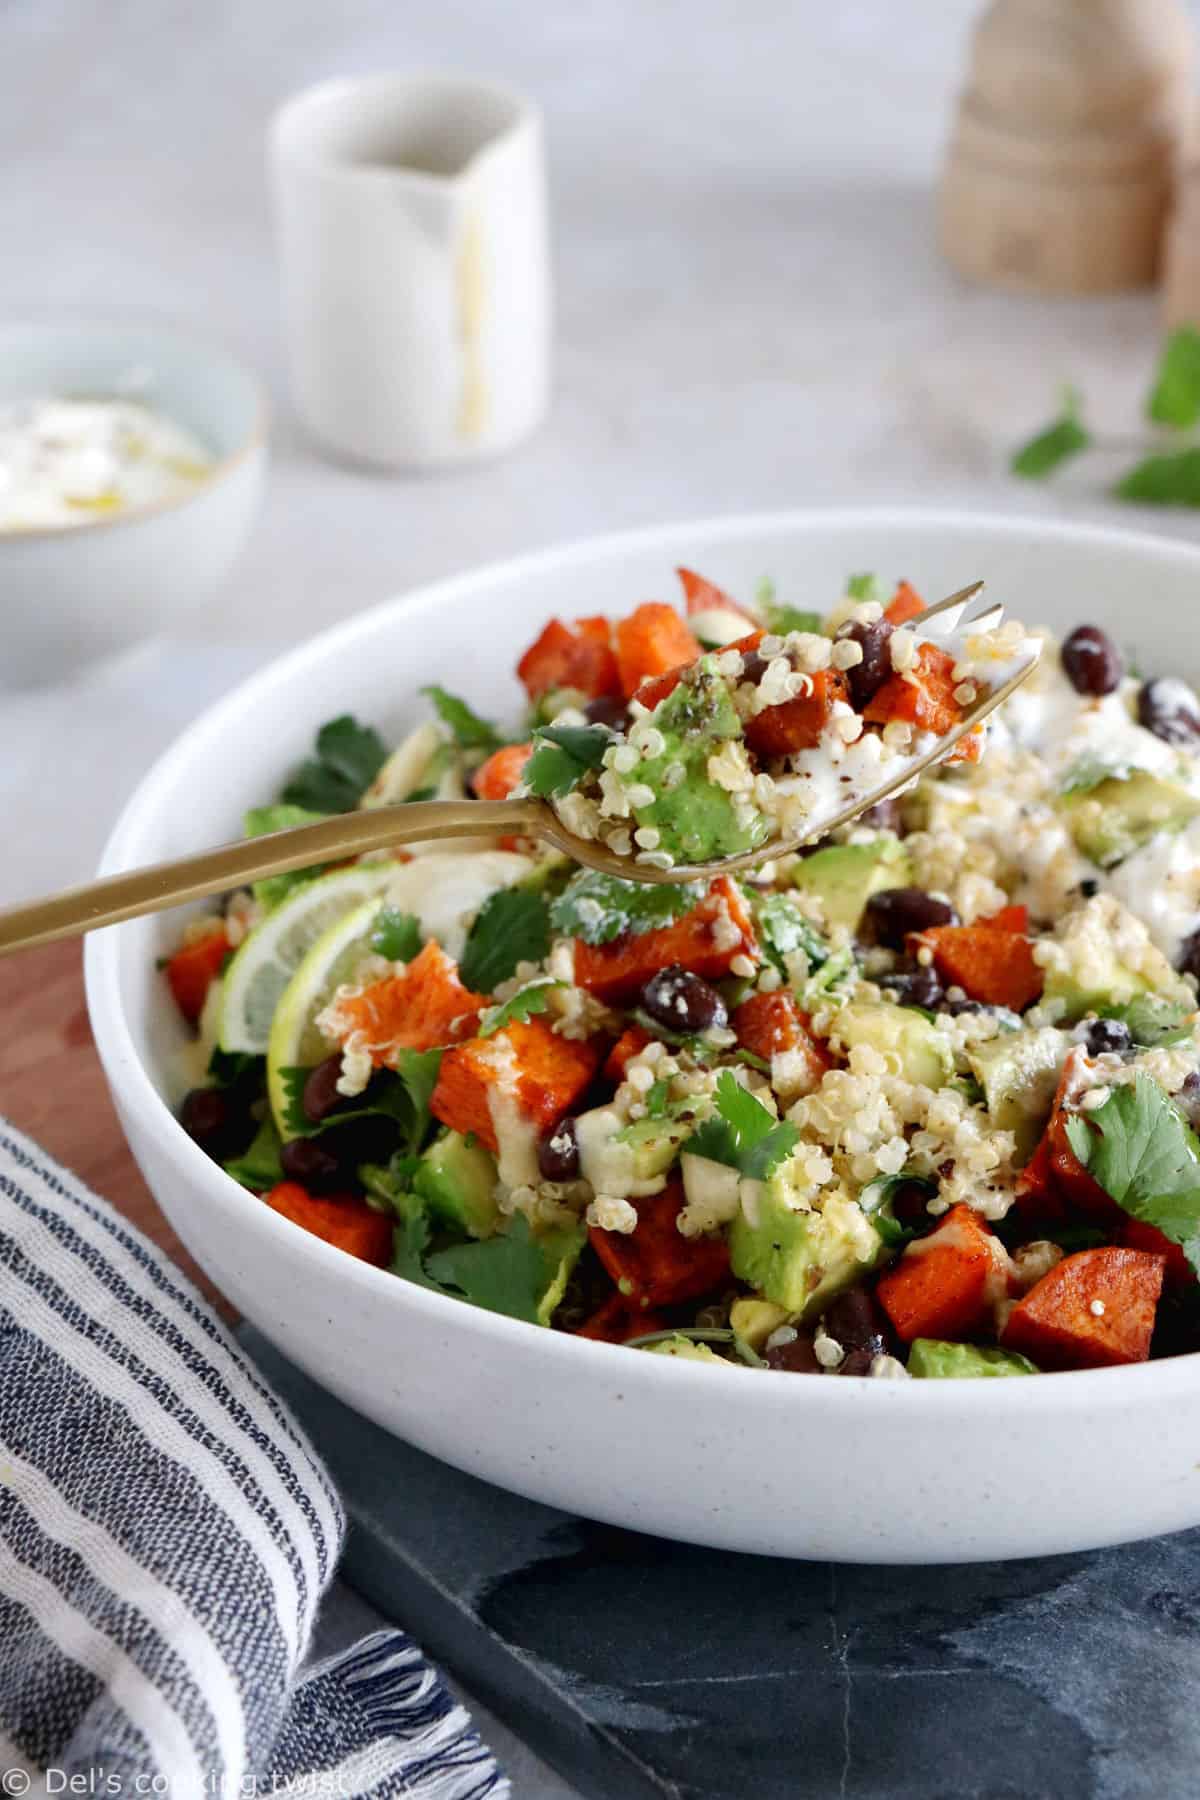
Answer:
[{"left": 8, "top": 3, "right": 1200, "bottom": 1791}]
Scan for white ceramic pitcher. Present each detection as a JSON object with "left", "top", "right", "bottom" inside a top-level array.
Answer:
[{"left": 269, "top": 74, "right": 551, "bottom": 470}]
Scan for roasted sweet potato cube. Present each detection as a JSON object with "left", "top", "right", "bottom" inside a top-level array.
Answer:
[
  {"left": 472, "top": 742, "right": 534, "bottom": 800},
  {"left": 884, "top": 580, "right": 925, "bottom": 625},
  {"left": 863, "top": 642, "right": 964, "bottom": 738},
  {"left": 589, "top": 1179, "right": 730, "bottom": 1309},
  {"left": 330, "top": 941, "right": 485, "bottom": 1064},
  {"left": 1001, "top": 1247, "right": 1165, "bottom": 1369},
  {"left": 265, "top": 1183, "right": 394, "bottom": 1266},
  {"left": 604, "top": 1025, "right": 653, "bottom": 1084},
  {"left": 166, "top": 921, "right": 231, "bottom": 1023},
  {"left": 615, "top": 602, "right": 702, "bottom": 699},
  {"left": 516, "top": 616, "right": 621, "bottom": 701},
  {"left": 677, "top": 567, "right": 757, "bottom": 630},
  {"left": 876, "top": 1203, "right": 1008, "bottom": 1343},
  {"left": 743, "top": 667, "right": 851, "bottom": 758},
  {"left": 909, "top": 923, "right": 1044, "bottom": 1013},
  {"left": 731, "top": 992, "right": 832, "bottom": 1091},
  {"left": 431, "top": 1016, "right": 602, "bottom": 1153},
  {"left": 574, "top": 1294, "right": 669, "bottom": 1343},
  {"left": 573, "top": 876, "right": 758, "bottom": 1004}
]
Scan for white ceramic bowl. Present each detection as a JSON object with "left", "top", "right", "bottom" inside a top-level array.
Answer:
[
  {"left": 85, "top": 509, "right": 1200, "bottom": 1564},
  {"left": 0, "top": 316, "right": 266, "bottom": 685}
]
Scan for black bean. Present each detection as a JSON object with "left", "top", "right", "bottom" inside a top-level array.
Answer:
[
  {"left": 823, "top": 1286, "right": 890, "bottom": 1354},
  {"left": 280, "top": 1136, "right": 343, "bottom": 1191},
  {"left": 538, "top": 1116, "right": 581, "bottom": 1182},
  {"left": 1078, "top": 878, "right": 1099, "bottom": 899},
  {"left": 739, "top": 650, "right": 769, "bottom": 686},
  {"left": 583, "top": 694, "right": 629, "bottom": 731},
  {"left": 837, "top": 1347, "right": 876, "bottom": 1377},
  {"left": 837, "top": 618, "right": 894, "bottom": 709},
  {"left": 877, "top": 961, "right": 944, "bottom": 1010},
  {"left": 1178, "top": 1073, "right": 1200, "bottom": 1130},
  {"left": 862, "top": 886, "right": 958, "bottom": 950},
  {"left": 180, "top": 1087, "right": 241, "bottom": 1160},
  {"left": 1177, "top": 928, "right": 1200, "bottom": 984},
  {"left": 302, "top": 1055, "right": 350, "bottom": 1124},
  {"left": 764, "top": 1329, "right": 822, "bottom": 1374},
  {"left": 640, "top": 966, "right": 728, "bottom": 1035},
  {"left": 1139, "top": 677, "right": 1200, "bottom": 745},
  {"left": 889, "top": 1181, "right": 935, "bottom": 1231},
  {"left": 943, "top": 996, "right": 984, "bottom": 1016},
  {"left": 1061, "top": 625, "right": 1123, "bottom": 696},
  {"left": 1083, "top": 1017, "right": 1132, "bottom": 1057}
]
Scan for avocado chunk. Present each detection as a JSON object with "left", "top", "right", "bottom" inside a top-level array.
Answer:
[
  {"left": 535, "top": 1223, "right": 588, "bottom": 1326},
  {"left": 644, "top": 1334, "right": 727, "bottom": 1362},
  {"left": 791, "top": 838, "right": 911, "bottom": 932},
  {"left": 730, "top": 1176, "right": 885, "bottom": 1318},
  {"left": 413, "top": 1131, "right": 500, "bottom": 1238},
  {"left": 968, "top": 1027, "right": 1070, "bottom": 1158},
  {"left": 1059, "top": 769, "right": 1200, "bottom": 868},
  {"left": 1041, "top": 893, "right": 1194, "bottom": 1022},
  {"left": 627, "top": 660, "right": 771, "bottom": 864},
  {"left": 908, "top": 1339, "right": 1038, "bottom": 1378},
  {"left": 730, "top": 1295, "right": 791, "bottom": 1351},
  {"left": 576, "top": 1105, "right": 691, "bottom": 1199},
  {"left": 830, "top": 1001, "right": 954, "bottom": 1089}
]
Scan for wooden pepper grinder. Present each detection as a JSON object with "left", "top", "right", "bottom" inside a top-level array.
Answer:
[{"left": 940, "top": 0, "right": 1194, "bottom": 294}]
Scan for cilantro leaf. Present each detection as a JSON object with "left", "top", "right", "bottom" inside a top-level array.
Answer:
[
  {"left": 479, "top": 979, "right": 564, "bottom": 1036},
  {"left": 421, "top": 685, "right": 505, "bottom": 751},
  {"left": 1099, "top": 995, "right": 1195, "bottom": 1049},
  {"left": 763, "top": 602, "right": 824, "bottom": 635},
  {"left": 244, "top": 803, "right": 330, "bottom": 910},
  {"left": 1147, "top": 327, "right": 1200, "bottom": 429},
  {"left": 844, "top": 573, "right": 879, "bottom": 602},
  {"left": 755, "top": 891, "right": 829, "bottom": 976},
  {"left": 522, "top": 724, "right": 611, "bottom": 798},
  {"left": 1114, "top": 448, "right": 1200, "bottom": 507},
  {"left": 459, "top": 888, "right": 551, "bottom": 993},
  {"left": 222, "top": 1115, "right": 283, "bottom": 1192},
  {"left": 550, "top": 868, "right": 706, "bottom": 946},
  {"left": 206, "top": 1047, "right": 264, "bottom": 1092},
  {"left": 417, "top": 1214, "right": 586, "bottom": 1324},
  {"left": 371, "top": 907, "right": 423, "bottom": 962},
  {"left": 1059, "top": 753, "right": 1133, "bottom": 797},
  {"left": 278, "top": 1049, "right": 441, "bottom": 1156},
  {"left": 859, "top": 1170, "right": 935, "bottom": 1248},
  {"left": 1064, "top": 1074, "right": 1200, "bottom": 1275},
  {"left": 684, "top": 1070, "right": 798, "bottom": 1181},
  {"left": 391, "top": 1204, "right": 444, "bottom": 1292},
  {"left": 281, "top": 715, "right": 388, "bottom": 813},
  {"left": 1011, "top": 404, "right": 1090, "bottom": 480}
]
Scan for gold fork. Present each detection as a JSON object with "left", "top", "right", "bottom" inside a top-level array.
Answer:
[{"left": 0, "top": 581, "right": 1036, "bottom": 955}]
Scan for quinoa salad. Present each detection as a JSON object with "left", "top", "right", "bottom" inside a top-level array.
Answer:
[{"left": 165, "top": 567, "right": 1200, "bottom": 1379}]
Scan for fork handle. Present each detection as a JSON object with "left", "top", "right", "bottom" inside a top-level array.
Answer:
[{"left": 0, "top": 798, "right": 547, "bottom": 955}]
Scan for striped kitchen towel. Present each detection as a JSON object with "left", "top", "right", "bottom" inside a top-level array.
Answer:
[{"left": 0, "top": 1119, "right": 507, "bottom": 1800}]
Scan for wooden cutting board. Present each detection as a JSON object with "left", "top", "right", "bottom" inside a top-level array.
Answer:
[{"left": 0, "top": 938, "right": 233, "bottom": 1316}]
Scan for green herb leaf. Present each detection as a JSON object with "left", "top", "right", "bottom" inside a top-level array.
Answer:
[
  {"left": 243, "top": 802, "right": 331, "bottom": 910},
  {"left": 1114, "top": 447, "right": 1200, "bottom": 507},
  {"left": 755, "top": 891, "right": 829, "bottom": 976},
  {"left": 222, "top": 1115, "right": 284, "bottom": 1191},
  {"left": 391, "top": 1205, "right": 445, "bottom": 1292},
  {"left": 859, "top": 1170, "right": 935, "bottom": 1248},
  {"left": 550, "top": 868, "right": 706, "bottom": 946},
  {"left": 1147, "top": 326, "right": 1200, "bottom": 429},
  {"left": 459, "top": 887, "right": 551, "bottom": 993},
  {"left": 1059, "top": 753, "right": 1134, "bottom": 796},
  {"left": 421, "top": 685, "right": 505, "bottom": 752},
  {"left": 206, "top": 1047, "right": 264, "bottom": 1091},
  {"left": 281, "top": 715, "right": 388, "bottom": 813},
  {"left": 763, "top": 602, "right": 825, "bottom": 636},
  {"left": 1064, "top": 1073, "right": 1200, "bottom": 1275},
  {"left": 644, "top": 1078, "right": 672, "bottom": 1118},
  {"left": 278, "top": 1048, "right": 441, "bottom": 1156},
  {"left": 684, "top": 1070, "right": 798, "bottom": 1181},
  {"left": 1011, "top": 409, "right": 1091, "bottom": 480},
  {"left": 479, "top": 979, "right": 564, "bottom": 1036},
  {"left": 845, "top": 573, "right": 879, "bottom": 602},
  {"left": 371, "top": 907, "right": 424, "bottom": 962},
  {"left": 522, "top": 724, "right": 612, "bottom": 799},
  {"left": 423, "top": 1214, "right": 585, "bottom": 1324},
  {"left": 1099, "top": 995, "right": 1196, "bottom": 1049}
]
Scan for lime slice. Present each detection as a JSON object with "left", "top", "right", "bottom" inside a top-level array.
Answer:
[
  {"left": 265, "top": 896, "right": 386, "bottom": 1132},
  {"left": 219, "top": 865, "right": 396, "bottom": 1055}
]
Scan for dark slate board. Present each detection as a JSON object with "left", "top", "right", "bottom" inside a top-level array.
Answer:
[{"left": 241, "top": 1327, "right": 1200, "bottom": 1800}]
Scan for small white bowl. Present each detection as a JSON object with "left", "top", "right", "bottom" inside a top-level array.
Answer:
[
  {"left": 86, "top": 509, "right": 1200, "bottom": 1564},
  {"left": 0, "top": 315, "right": 266, "bottom": 686}
]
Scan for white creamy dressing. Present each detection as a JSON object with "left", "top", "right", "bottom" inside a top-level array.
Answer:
[
  {"left": 0, "top": 396, "right": 214, "bottom": 531},
  {"left": 989, "top": 660, "right": 1200, "bottom": 960}
]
